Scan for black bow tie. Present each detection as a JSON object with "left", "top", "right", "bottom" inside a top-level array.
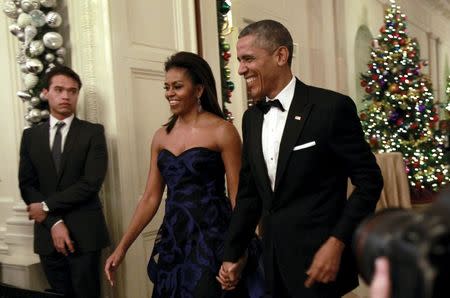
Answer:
[{"left": 257, "top": 99, "right": 285, "bottom": 114}]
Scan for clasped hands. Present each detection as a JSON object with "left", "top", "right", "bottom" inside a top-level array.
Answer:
[
  {"left": 27, "top": 202, "right": 75, "bottom": 256},
  {"left": 216, "top": 252, "right": 248, "bottom": 290}
]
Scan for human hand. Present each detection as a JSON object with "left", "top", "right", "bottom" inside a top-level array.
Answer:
[
  {"left": 50, "top": 222, "right": 74, "bottom": 256},
  {"left": 370, "top": 257, "right": 391, "bottom": 298},
  {"left": 305, "top": 236, "right": 344, "bottom": 288},
  {"left": 27, "top": 203, "right": 47, "bottom": 223},
  {"left": 216, "top": 253, "right": 247, "bottom": 291},
  {"left": 105, "top": 247, "right": 126, "bottom": 287}
]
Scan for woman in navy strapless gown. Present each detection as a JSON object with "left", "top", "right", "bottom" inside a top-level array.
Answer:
[{"left": 105, "top": 52, "right": 264, "bottom": 297}]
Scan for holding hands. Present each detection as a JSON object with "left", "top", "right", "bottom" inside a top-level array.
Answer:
[{"left": 216, "top": 252, "right": 248, "bottom": 290}]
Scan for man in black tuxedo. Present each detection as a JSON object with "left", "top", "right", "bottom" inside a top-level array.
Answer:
[
  {"left": 219, "top": 20, "right": 384, "bottom": 297},
  {"left": 19, "top": 66, "right": 110, "bottom": 298}
]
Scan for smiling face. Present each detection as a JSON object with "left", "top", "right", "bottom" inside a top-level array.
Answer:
[
  {"left": 236, "top": 34, "right": 282, "bottom": 100},
  {"left": 43, "top": 74, "right": 80, "bottom": 120},
  {"left": 164, "top": 67, "right": 202, "bottom": 115}
]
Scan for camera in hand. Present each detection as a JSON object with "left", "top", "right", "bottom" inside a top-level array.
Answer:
[{"left": 353, "top": 190, "right": 450, "bottom": 298}]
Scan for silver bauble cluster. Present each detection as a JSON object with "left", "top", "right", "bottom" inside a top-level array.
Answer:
[{"left": 3, "top": 0, "right": 65, "bottom": 125}]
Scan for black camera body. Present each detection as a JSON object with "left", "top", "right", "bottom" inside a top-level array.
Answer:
[{"left": 353, "top": 191, "right": 450, "bottom": 298}]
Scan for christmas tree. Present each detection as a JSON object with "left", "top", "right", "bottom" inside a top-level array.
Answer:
[{"left": 359, "top": 0, "right": 449, "bottom": 198}]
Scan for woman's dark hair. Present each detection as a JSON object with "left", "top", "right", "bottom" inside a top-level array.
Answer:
[
  {"left": 42, "top": 65, "right": 83, "bottom": 90},
  {"left": 163, "top": 51, "right": 224, "bottom": 133}
]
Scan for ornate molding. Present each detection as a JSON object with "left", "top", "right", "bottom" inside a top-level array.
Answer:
[
  {"left": 423, "top": 0, "right": 450, "bottom": 19},
  {"left": 67, "top": 0, "right": 100, "bottom": 124}
]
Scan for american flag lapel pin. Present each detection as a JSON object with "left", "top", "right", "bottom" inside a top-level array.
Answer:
[{"left": 294, "top": 115, "right": 302, "bottom": 121}]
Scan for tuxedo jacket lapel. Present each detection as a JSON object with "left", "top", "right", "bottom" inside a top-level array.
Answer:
[
  {"left": 37, "top": 121, "right": 58, "bottom": 176},
  {"left": 275, "top": 80, "right": 313, "bottom": 191},
  {"left": 57, "top": 117, "right": 80, "bottom": 182}
]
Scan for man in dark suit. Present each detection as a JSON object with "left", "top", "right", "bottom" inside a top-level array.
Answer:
[
  {"left": 219, "top": 20, "right": 384, "bottom": 297},
  {"left": 19, "top": 66, "right": 110, "bottom": 298}
]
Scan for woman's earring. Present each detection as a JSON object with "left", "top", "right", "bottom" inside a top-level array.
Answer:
[{"left": 197, "top": 97, "right": 202, "bottom": 112}]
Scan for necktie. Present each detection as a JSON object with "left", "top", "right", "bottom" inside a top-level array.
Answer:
[
  {"left": 257, "top": 99, "right": 285, "bottom": 114},
  {"left": 52, "top": 121, "right": 65, "bottom": 172}
]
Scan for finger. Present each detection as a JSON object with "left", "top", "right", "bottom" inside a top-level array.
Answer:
[
  {"left": 66, "top": 238, "right": 75, "bottom": 253},
  {"left": 215, "top": 276, "right": 227, "bottom": 287},
  {"left": 218, "top": 268, "right": 229, "bottom": 281},
  {"left": 304, "top": 275, "right": 316, "bottom": 288},
  {"left": 57, "top": 240, "right": 68, "bottom": 256}
]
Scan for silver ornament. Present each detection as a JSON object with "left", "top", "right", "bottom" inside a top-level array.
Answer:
[
  {"left": 45, "top": 53, "right": 55, "bottom": 62},
  {"left": 39, "top": 91, "right": 47, "bottom": 101},
  {"left": 55, "top": 47, "right": 66, "bottom": 57},
  {"left": 40, "top": 109, "right": 50, "bottom": 118},
  {"left": 46, "top": 11, "right": 62, "bottom": 28},
  {"left": 17, "top": 90, "right": 32, "bottom": 100},
  {"left": 56, "top": 57, "right": 64, "bottom": 64},
  {"left": 20, "top": 63, "right": 29, "bottom": 73},
  {"left": 21, "top": 0, "right": 40, "bottom": 12},
  {"left": 24, "top": 25, "right": 37, "bottom": 44},
  {"left": 43, "top": 32, "right": 63, "bottom": 49},
  {"left": 9, "top": 24, "right": 22, "bottom": 36},
  {"left": 3, "top": 1, "right": 19, "bottom": 19},
  {"left": 24, "top": 114, "right": 31, "bottom": 122},
  {"left": 17, "top": 32, "right": 25, "bottom": 42},
  {"left": 29, "top": 40, "right": 45, "bottom": 56},
  {"left": 29, "top": 108, "right": 42, "bottom": 123},
  {"left": 26, "top": 103, "right": 33, "bottom": 111},
  {"left": 30, "top": 96, "right": 40, "bottom": 106},
  {"left": 46, "top": 63, "right": 55, "bottom": 71},
  {"left": 29, "top": 9, "right": 46, "bottom": 27},
  {"left": 39, "top": 0, "right": 56, "bottom": 8},
  {"left": 17, "top": 13, "right": 32, "bottom": 28},
  {"left": 23, "top": 73, "right": 39, "bottom": 89},
  {"left": 26, "top": 58, "right": 44, "bottom": 73}
]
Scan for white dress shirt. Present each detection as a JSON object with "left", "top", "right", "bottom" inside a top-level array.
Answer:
[
  {"left": 49, "top": 114, "right": 74, "bottom": 151},
  {"left": 262, "top": 76, "right": 296, "bottom": 191}
]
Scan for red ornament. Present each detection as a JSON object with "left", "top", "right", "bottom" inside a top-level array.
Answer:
[
  {"left": 369, "top": 136, "right": 378, "bottom": 146},
  {"left": 365, "top": 86, "right": 373, "bottom": 93},
  {"left": 360, "top": 80, "right": 367, "bottom": 87},
  {"left": 408, "top": 51, "right": 416, "bottom": 58},
  {"left": 372, "top": 74, "right": 379, "bottom": 80},
  {"left": 380, "top": 26, "right": 386, "bottom": 34},
  {"left": 222, "top": 51, "right": 231, "bottom": 61},
  {"left": 360, "top": 112, "right": 367, "bottom": 121},
  {"left": 410, "top": 123, "right": 418, "bottom": 129},
  {"left": 396, "top": 118, "right": 404, "bottom": 126}
]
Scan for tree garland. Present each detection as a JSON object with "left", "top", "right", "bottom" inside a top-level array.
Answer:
[
  {"left": 216, "top": 0, "right": 234, "bottom": 121},
  {"left": 3, "top": 0, "right": 67, "bottom": 126}
]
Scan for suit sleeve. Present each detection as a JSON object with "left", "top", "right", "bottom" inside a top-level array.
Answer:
[
  {"left": 45, "top": 125, "right": 108, "bottom": 212},
  {"left": 223, "top": 110, "right": 262, "bottom": 262},
  {"left": 329, "top": 96, "right": 383, "bottom": 245},
  {"left": 19, "top": 128, "right": 62, "bottom": 229}
]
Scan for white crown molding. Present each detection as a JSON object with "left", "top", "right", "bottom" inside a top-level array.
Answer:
[{"left": 422, "top": 0, "right": 450, "bottom": 19}]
